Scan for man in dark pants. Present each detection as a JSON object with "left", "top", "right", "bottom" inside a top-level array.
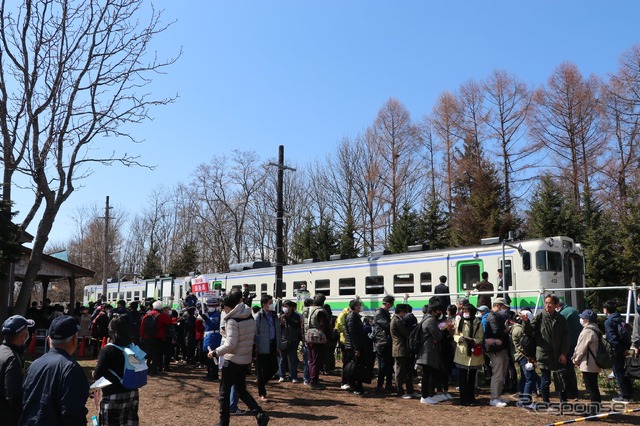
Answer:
[
  {"left": 0, "top": 315, "right": 34, "bottom": 426},
  {"left": 604, "top": 300, "right": 633, "bottom": 402},
  {"left": 374, "top": 295, "right": 395, "bottom": 392},
  {"left": 209, "top": 288, "right": 269, "bottom": 426},
  {"left": 255, "top": 294, "right": 281, "bottom": 401},
  {"left": 345, "top": 298, "right": 367, "bottom": 395}
]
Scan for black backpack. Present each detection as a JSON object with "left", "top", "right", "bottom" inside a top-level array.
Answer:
[
  {"left": 408, "top": 317, "right": 427, "bottom": 355},
  {"left": 142, "top": 312, "right": 159, "bottom": 337}
]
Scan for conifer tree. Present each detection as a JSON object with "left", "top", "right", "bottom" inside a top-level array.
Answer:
[{"left": 388, "top": 204, "right": 419, "bottom": 253}]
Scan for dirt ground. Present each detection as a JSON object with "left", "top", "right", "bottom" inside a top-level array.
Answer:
[{"left": 75, "top": 358, "right": 640, "bottom": 426}]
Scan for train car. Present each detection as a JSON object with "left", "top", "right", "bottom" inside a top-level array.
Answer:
[
  {"left": 82, "top": 236, "right": 585, "bottom": 316},
  {"left": 203, "top": 236, "right": 586, "bottom": 316}
]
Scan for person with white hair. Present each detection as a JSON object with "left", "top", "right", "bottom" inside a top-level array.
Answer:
[{"left": 511, "top": 309, "right": 538, "bottom": 408}]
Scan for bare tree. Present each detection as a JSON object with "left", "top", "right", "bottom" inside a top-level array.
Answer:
[
  {"left": 528, "top": 62, "right": 606, "bottom": 209},
  {"left": 483, "top": 70, "right": 535, "bottom": 215},
  {"left": 371, "top": 98, "right": 422, "bottom": 228},
  {"left": 601, "top": 45, "right": 640, "bottom": 216},
  {"left": 431, "top": 92, "right": 462, "bottom": 213},
  {"left": 0, "top": 0, "right": 178, "bottom": 315}
]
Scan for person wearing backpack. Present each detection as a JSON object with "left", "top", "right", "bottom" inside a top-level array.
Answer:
[
  {"left": 139, "top": 301, "right": 171, "bottom": 376},
  {"left": 572, "top": 309, "right": 601, "bottom": 414},
  {"left": 510, "top": 310, "right": 539, "bottom": 408},
  {"left": 93, "top": 314, "right": 142, "bottom": 425},
  {"left": 604, "top": 300, "right": 632, "bottom": 402}
]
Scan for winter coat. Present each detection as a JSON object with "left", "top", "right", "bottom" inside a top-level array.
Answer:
[
  {"left": 215, "top": 303, "right": 256, "bottom": 365},
  {"left": 335, "top": 308, "right": 350, "bottom": 345},
  {"left": 374, "top": 308, "right": 392, "bottom": 347},
  {"left": 345, "top": 311, "right": 366, "bottom": 351},
  {"left": 280, "top": 312, "right": 302, "bottom": 351},
  {"left": 485, "top": 310, "right": 509, "bottom": 352},
  {"left": 474, "top": 280, "right": 494, "bottom": 308},
  {"left": 509, "top": 323, "right": 528, "bottom": 362},
  {"left": 559, "top": 304, "right": 582, "bottom": 353},
  {"left": 604, "top": 312, "right": 628, "bottom": 354},
  {"left": 453, "top": 316, "right": 484, "bottom": 368},
  {"left": 416, "top": 314, "right": 444, "bottom": 370},
  {"left": 390, "top": 314, "right": 409, "bottom": 358},
  {"left": 526, "top": 310, "right": 570, "bottom": 370},
  {"left": 255, "top": 309, "right": 282, "bottom": 354},
  {"left": 572, "top": 323, "right": 601, "bottom": 373}
]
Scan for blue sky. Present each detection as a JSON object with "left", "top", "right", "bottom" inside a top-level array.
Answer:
[{"left": 11, "top": 0, "right": 640, "bottom": 245}]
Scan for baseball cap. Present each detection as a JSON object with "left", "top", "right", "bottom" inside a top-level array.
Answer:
[
  {"left": 2, "top": 315, "right": 35, "bottom": 335},
  {"left": 49, "top": 315, "right": 80, "bottom": 340},
  {"left": 493, "top": 297, "right": 510, "bottom": 308}
]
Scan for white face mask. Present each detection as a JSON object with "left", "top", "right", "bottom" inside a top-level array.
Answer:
[
  {"left": 267, "top": 303, "right": 274, "bottom": 311},
  {"left": 579, "top": 318, "right": 588, "bottom": 327},
  {"left": 208, "top": 308, "right": 216, "bottom": 313},
  {"left": 438, "top": 313, "right": 444, "bottom": 320},
  {"left": 282, "top": 307, "right": 290, "bottom": 314},
  {"left": 463, "top": 313, "right": 470, "bottom": 319}
]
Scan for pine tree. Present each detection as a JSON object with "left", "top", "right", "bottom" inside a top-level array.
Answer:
[
  {"left": 388, "top": 204, "right": 419, "bottom": 253},
  {"left": 525, "top": 176, "right": 581, "bottom": 239},
  {"left": 315, "top": 217, "right": 338, "bottom": 261},
  {"left": 450, "top": 135, "right": 508, "bottom": 246},
  {"left": 168, "top": 240, "right": 199, "bottom": 276},
  {"left": 142, "top": 245, "right": 163, "bottom": 278},
  {"left": 291, "top": 216, "right": 316, "bottom": 262},
  {"left": 0, "top": 193, "right": 20, "bottom": 282},
  {"left": 337, "top": 214, "right": 359, "bottom": 259},
  {"left": 417, "top": 195, "right": 450, "bottom": 249}
]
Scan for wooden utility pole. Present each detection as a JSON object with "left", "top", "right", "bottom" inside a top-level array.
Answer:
[{"left": 269, "top": 146, "right": 295, "bottom": 299}]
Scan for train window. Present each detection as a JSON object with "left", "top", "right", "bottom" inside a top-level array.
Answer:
[
  {"left": 126, "top": 291, "right": 132, "bottom": 300},
  {"left": 293, "top": 281, "right": 307, "bottom": 291},
  {"left": 365, "top": 276, "right": 385, "bottom": 295},
  {"left": 261, "top": 283, "right": 268, "bottom": 294},
  {"left": 523, "top": 252, "right": 531, "bottom": 271},
  {"left": 245, "top": 284, "right": 257, "bottom": 292},
  {"left": 134, "top": 291, "right": 140, "bottom": 301},
  {"left": 420, "top": 272, "right": 432, "bottom": 293},
  {"left": 119, "top": 292, "right": 124, "bottom": 300},
  {"left": 281, "top": 282, "right": 287, "bottom": 297},
  {"left": 536, "top": 251, "right": 562, "bottom": 272},
  {"left": 460, "top": 264, "right": 480, "bottom": 291},
  {"left": 394, "top": 274, "right": 414, "bottom": 294},
  {"left": 315, "top": 279, "right": 331, "bottom": 296},
  {"left": 339, "top": 278, "right": 356, "bottom": 296}
]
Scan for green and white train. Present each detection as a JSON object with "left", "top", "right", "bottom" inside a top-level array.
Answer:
[{"left": 83, "top": 236, "right": 586, "bottom": 314}]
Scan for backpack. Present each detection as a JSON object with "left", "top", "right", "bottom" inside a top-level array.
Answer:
[
  {"left": 106, "top": 343, "right": 148, "bottom": 389},
  {"left": 142, "top": 312, "right": 159, "bottom": 337},
  {"left": 520, "top": 331, "right": 537, "bottom": 359},
  {"left": 408, "top": 317, "right": 427, "bottom": 355},
  {"left": 619, "top": 322, "right": 632, "bottom": 350},
  {"left": 589, "top": 331, "right": 614, "bottom": 369}
]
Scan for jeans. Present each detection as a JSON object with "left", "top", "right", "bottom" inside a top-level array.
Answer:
[
  {"left": 541, "top": 368, "right": 567, "bottom": 403},
  {"left": 376, "top": 345, "right": 393, "bottom": 388},
  {"left": 229, "top": 386, "right": 240, "bottom": 412},
  {"left": 612, "top": 351, "right": 633, "bottom": 399},
  {"left": 278, "top": 341, "right": 300, "bottom": 380},
  {"left": 518, "top": 357, "right": 539, "bottom": 403},
  {"left": 219, "top": 361, "right": 262, "bottom": 426}
]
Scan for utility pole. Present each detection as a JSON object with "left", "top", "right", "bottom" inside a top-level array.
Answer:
[
  {"left": 268, "top": 146, "right": 296, "bottom": 300},
  {"left": 101, "top": 196, "right": 111, "bottom": 302}
]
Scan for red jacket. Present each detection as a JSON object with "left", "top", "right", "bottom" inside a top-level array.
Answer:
[{"left": 140, "top": 310, "right": 173, "bottom": 339}]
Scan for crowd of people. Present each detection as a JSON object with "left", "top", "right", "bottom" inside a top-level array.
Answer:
[{"left": 2, "top": 283, "right": 640, "bottom": 425}]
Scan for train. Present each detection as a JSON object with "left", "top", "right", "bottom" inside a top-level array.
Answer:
[{"left": 83, "top": 236, "right": 586, "bottom": 315}]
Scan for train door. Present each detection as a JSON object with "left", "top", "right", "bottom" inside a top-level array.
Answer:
[
  {"left": 564, "top": 253, "right": 585, "bottom": 309},
  {"left": 457, "top": 260, "right": 482, "bottom": 305},
  {"left": 499, "top": 257, "right": 514, "bottom": 307}
]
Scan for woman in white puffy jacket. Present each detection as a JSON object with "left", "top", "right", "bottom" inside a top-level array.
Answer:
[{"left": 571, "top": 309, "right": 601, "bottom": 410}]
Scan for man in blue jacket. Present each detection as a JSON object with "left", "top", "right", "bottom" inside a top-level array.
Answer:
[
  {"left": 604, "top": 300, "right": 632, "bottom": 402},
  {"left": 20, "top": 316, "right": 89, "bottom": 426}
]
